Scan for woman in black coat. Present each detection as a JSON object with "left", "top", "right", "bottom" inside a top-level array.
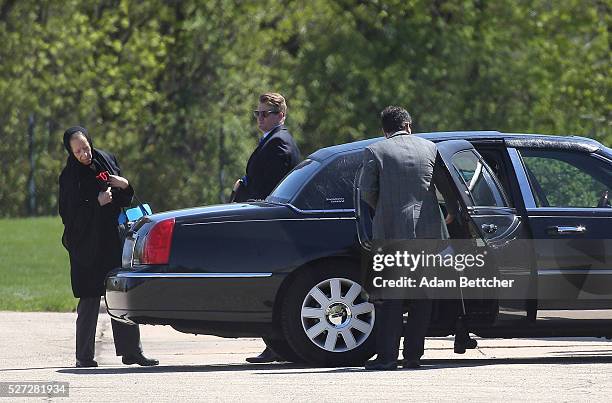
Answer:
[{"left": 59, "top": 126, "right": 158, "bottom": 368}]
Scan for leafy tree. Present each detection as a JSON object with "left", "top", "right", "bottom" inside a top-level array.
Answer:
[{"left": 0, "top": 0, "right": 608, "bottom": 217}]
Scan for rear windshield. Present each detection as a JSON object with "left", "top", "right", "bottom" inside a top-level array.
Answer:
[
  {"left": 292, "top": 151, "right": 363, "bottom": 210},
  {"left": 267, "top": 159, "right": 321, "bottom": 204}
]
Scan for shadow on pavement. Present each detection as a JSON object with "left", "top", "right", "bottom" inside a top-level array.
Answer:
[
  {"left": 53, "top": 354, "right": 612, "bottom": 375},
  {"left": 0, "top": 366, "right": 71, "bottom": 372},
  {"left": 56, "top": 362, "right": 308, "bottom": 375},
  {"left": 265, "top": 355, "right": 612, "bottom": 375},
  {"left": 548, "top": 349, "right": 612, "bottom": 356}
]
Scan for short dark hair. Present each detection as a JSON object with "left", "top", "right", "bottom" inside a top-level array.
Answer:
[{"left": 380, "top": 106, "right": 412, "bottom": 134}]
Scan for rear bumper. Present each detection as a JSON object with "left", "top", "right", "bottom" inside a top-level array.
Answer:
[{"left": 105, "top": 269, "right": 286, "bottom": 337}]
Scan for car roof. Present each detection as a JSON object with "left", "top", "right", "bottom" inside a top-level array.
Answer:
[{"left": 308, "top": 131, "right": 605, "bottom": 161}]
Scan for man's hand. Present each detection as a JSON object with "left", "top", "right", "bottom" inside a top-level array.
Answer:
[
  {"left": 232, "top": 178, "right": 242, "bottom": 192},
  {"left": 108, "top": 174, "right": 129, "bottom": 189},
  {"left": 445, "top": 214, "right": 455, "bottom": 225},
  {"left": 98, "top": 187, "right": 113, "bottom": 206}
]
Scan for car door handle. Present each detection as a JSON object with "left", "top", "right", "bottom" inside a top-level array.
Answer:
[
  {"left": 481, "top": 224, "right": 498, "bottom": 234},
  {"left": 548, "top": 225, "right": 587, "bottom": 234}
]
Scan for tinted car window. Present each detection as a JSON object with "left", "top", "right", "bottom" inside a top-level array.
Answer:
[
  {"left": 520, "top": 149, "right": 612, "bottom": 208},
  {"left": 267, "top": 159, "right": 321, "bottom": 204},
  {"left": 452, "top": 150, "right": 508, "bottom": 207},
  {"left": 293, "top": 152, "right": 362, "bottom": 210},
  {"left": 476, "top": 147, "right": 514, "bottom": 207}
]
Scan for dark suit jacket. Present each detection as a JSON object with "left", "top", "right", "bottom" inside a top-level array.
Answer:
[{"left": 234, "top": 125, "right": 301, "bottom": 201}]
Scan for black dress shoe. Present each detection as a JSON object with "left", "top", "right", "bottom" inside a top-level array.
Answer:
[
  {"left": 365, "top": 358, "right": 397, "bottom": 371},
  {"left": 454, "top": 337, "right": 478, "bottom": 354},
  {"left": 246, "top": 347, "right": 279, "bottom": 363},
  {"left": 76, "top": 359, "right": 98, "bottom": 368},
  {"left": 402, "top": 359, "right": 421, "bottom": 369},
  {"left": 122, "top": 353, "right": 159, "bottom": 366}
]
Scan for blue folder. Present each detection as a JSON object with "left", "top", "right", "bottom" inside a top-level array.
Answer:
[{"left": 118, "top": 204, "right": 152, "bottom": 224}]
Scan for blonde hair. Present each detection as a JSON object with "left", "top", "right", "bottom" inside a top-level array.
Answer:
[{"left": 259, "top": 92, "right": 287, "bottom": 114}]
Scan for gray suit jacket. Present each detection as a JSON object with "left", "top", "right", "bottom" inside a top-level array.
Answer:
[{"left": 359, "top": 133, "right": 456, "bottom": 240}]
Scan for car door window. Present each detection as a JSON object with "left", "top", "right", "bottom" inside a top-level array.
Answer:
[
  {"left": 520, "top": 149, "right": 612, "bottom": 208},
  {"left": 452, "top": 150, "right": 508, "bottom": 207},
  {"left": 293, "top": 152, "right": 362, "bottom": 210}
]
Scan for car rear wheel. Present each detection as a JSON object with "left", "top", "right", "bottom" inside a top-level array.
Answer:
[{"left": 280, "top": 263, "right": 376, "bottom": 366}]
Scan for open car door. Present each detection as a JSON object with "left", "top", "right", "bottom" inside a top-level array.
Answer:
[
  {"left": 436, "top": 140, "right": 533, "bottom": 324},
  {"left": 436, "top": 140, "right": 521, "bottom": 243}
]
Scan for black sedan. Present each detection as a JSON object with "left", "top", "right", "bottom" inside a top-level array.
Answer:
[{"left": 106, "top": 131, "right": 612, "bottom": 366}]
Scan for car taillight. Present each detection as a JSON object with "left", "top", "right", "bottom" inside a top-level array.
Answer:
[{"left": 142, "top": 218, "right": 175, "bottom": 265}]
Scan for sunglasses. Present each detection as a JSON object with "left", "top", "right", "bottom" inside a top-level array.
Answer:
[{"left": 252, "top": 109, "right": 280, "bottom": 119}]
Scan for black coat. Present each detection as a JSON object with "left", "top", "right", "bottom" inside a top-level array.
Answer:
[
  {"left": 59, "top": 149, "right": 133, "bottom": 298},
  {"left": 235, "top": 125, "right": 301, "bottom": 201}
]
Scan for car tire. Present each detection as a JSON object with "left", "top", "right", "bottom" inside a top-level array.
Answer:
[
  {"left": 262, "top": 336, "right": 304, "bottom": 363},
  {"left": 280, "top": 262, "right": 376, "bottom": 366}
]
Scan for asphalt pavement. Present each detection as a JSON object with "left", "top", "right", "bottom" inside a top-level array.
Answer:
[{"left": 1, "top": 311, "right": 612, "bottom": 402}]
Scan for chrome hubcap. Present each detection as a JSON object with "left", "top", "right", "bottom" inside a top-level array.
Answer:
[
  {"left": 301, "top": 277, "right": 375, "bottom": 353},
  {"left": 325, "top": 303, "right": 351, "bottom": 328}
]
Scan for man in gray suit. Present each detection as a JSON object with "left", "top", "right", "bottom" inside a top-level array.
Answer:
[{"left": 359, "top": 106, "right": 456, "bottom": 370}]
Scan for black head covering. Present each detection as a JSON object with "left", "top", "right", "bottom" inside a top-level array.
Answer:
[
  {"left": 61, "top": 125, "right": 109, "bottom": 174},
  {"left": 63, "top": 126, "right": 94, "bottom": 155},
  {"left": 61, "top": 124, "right": 111, "bottom": 184}
]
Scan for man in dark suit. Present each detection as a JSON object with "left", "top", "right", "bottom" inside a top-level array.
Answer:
[
  {"left": 232, "top": 92, "right": 301, "bottom": 202},
  {"left": 358, "top": 106, "right": 457, "bottom": 370},
  {"left": 232, "top": 92, "right": 301, "bottom": 363}
]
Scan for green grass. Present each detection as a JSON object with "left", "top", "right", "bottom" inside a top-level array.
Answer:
[{"left": 0, "top": 216, "right": 75, "bottom": 311}]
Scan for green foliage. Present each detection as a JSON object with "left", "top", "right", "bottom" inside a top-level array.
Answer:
[
  {"left": 0, "top": 0, "right": 609, "bottom": 217},
  {"left": 0, "top": 216, "right": 74, "bottom": 311}
]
